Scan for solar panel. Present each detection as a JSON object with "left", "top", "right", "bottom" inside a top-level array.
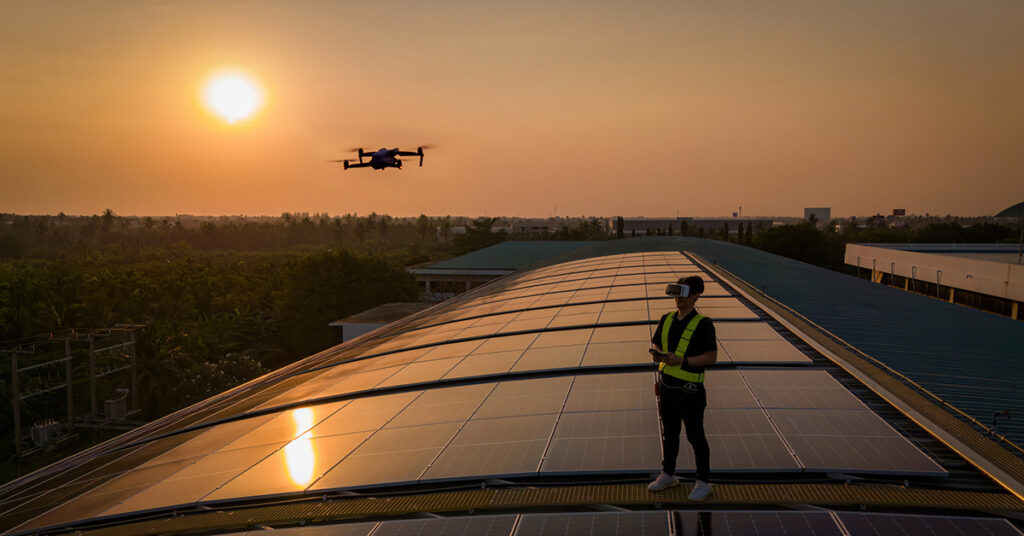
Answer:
[
  {"left": 693, "top": 297, "right": 747, "bottom": 309},
  {"left": 363, "top": 348, "right": 433, "bottom": 370},
  {"left": 102, "top": 443, "right": 284, "bottom": 514},
  {"left": 580, "top": 340, "right": 651, "bottom": 366},
  {"left": 590, "top": 324, "right": 651, "bottom": 343},
  {"left": 311, "top": 391, "right": 421, "bottom": 435},
  {"left": 16, "top": 456, "right": 200, "bottom": 532},
  {"left": 374, "top": 357, "right": 461, "bottom": 389},
  {"left": 704, "top": 409, "right": 801, "bottom": 471},
  {"left": 138, "top": 414, "right": 276, "bottom": 467},
  {"left": 370, "top": 516, "right": 517, "bottom": 536},
  {"left": 311, "top": 422, "right": 462, "bottom": 490},
  {"left": 516, "top": 512, "right": 670, "bottom": 535},
  {"left": 720, "top": 340, "right": 812, "bottom": 364},
  {"left": 597, "top": 309, "right": 651, "bottom": 324},
  {"left": 677, "top": 511, "right": 841, "bottom": 535},
  {"left": 541, "top": 435, "right": 662, "bottom": 473},
  {"left": 542, "top": 409, "right": 661, "bottom": 473},
  {"left": 530, "top": 328, "right": 594, "bottom": 348},
  {"left": 553, "top": 409, "right": 660, "bottom": 439},
  {"left": 600, "top": 300, "right": 649, "bottom": 312},
  {"left": 563, "top": 372, "right": 655, "bottom": 412},
  {"left": 836, "top": 512, "right": 1024, "bottom": 536},
  {"left": 704, "top": 379, "right": 761, "bottom": 409},
  {"left": 715, "top": 322, "right": 783, "bottom": 341},
  {"left": 473, "top": 377, "right": 572, "bottom": 419},
  {"left": 473, "top": 333, "right": 540, "bottom": 354},
  {"left": 203, "top": 432, "right": 370, "bottom": 502},
  {"left": 768, "top": 409, "right": 946, "bottom": 475},
  {"left": 697, "top": 306, "right": 760, "bottom": 319},
  {"left": 387, "top": 383, "right": 495, "bottom": 428},
  {"left": 441, "top": 350, "right": 522, "bottom": 380},
  {"left": 607, "top": 287, "right": 647, "bottom": 300},
  {"left": 254, "top": 365, "right": 363, "bottom": 410},
  {"left": 311, "top": 367, "right": 399, "bottom": 399},
  {"left": 422, "top": 414, "right": 557, "bottom": 480},
  {"left": 546, "top": 312, "right": 600, "bottom": 328},
  {"left": 226, "top": 403, "right": 348, "bottom": 450},
  {"left": 415, "top": 339, "right": 486, "bottom": 361},
  {"left": 749, "top": 383, "right": 866, "bottom": 410},
  {"left": 511, "top": 344, "right": 586, "bottom": 372},
  {"left": 499, "top": 317, "right": 555, "bottom": 333}
]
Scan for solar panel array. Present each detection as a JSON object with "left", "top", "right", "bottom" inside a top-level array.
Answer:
[
  {"left": 5, "top": 252, "right": 952, "bottom": 534},
  {"left": 129, "top": 511, "right": 1023, "bottom": 536}
]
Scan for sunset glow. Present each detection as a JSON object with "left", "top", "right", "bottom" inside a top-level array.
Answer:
[
  {"left": 2, "top": 3, "right": 1022, "bottom": 216},
  {"left": 203, "top": 72, "right": 262, "bottom": 125}
]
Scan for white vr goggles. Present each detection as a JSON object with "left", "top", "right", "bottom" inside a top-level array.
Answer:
[{"left": 664, "top": 283, "right": 692, "bottom": 298}]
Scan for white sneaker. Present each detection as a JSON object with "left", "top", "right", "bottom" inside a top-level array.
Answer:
[
  {"left": 647, "top": 472, "right": 679, "bottom": 492},
  {"left": 688, "top": 480, "right": 712, "bottom": 501}
]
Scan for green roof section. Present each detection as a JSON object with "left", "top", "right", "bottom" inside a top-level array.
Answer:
[
  {"left": 424, "top": 240, "right": 600, "bottom": 271},
  {"left": 538, "top": 237, "right": 1024, "bottom": 446}
]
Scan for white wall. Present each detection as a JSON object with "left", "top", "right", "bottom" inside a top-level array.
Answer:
[{"left": 845, "top": 244, "right": 1024, "bottom": 301}]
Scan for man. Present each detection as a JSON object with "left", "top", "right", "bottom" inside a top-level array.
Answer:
[{"left": 647, "top": 275, "right": 717, "bottom": 501}]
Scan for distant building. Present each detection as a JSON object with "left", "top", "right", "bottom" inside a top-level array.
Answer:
[
  {"left": 846, "top": 243, "right": 1024, "bottom": 319},
  {"left": 611, "top": 217, "right": 773, "bottom": 237},
  {"left": 329, "top": 302, "right": 435, "bottom": 341},
  {"left": 804, "top": 207, "right": 831, "bottom": 222},
  {"left": 511, "top": 219, "right": 553, "bottom": 236},
  {"left": 408, "top": 241, "right": 598, "bottom": 300}
]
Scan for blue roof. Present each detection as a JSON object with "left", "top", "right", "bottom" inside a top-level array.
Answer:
[
  {"left": 425, "top": 241, "right": 600, "bottom": 271},
  {"left": 545, "top": 237, "right": 1024, "bottom": 445}
]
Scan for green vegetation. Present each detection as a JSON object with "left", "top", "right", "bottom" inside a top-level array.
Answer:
[
  {"left": 0, "top": 249, "right": 419, "bottom": 424},
  {"left": 0, "top": 210, "right": 611, "bottom": 478},
  {"left": 727, "top": 218, "right": 1020, "bottom": 272}
]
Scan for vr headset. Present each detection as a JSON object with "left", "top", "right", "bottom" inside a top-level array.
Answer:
[{"left": 665, "top": 283, "right": 692, "bottom": 298}]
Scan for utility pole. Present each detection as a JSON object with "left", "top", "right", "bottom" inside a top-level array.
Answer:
[
  {"left": 1017, "top": 214, "right": 1022, "bottom": 265},
  {"left": 11, "top": 351, "right": 19, "bottom": 457},
  {"left": 89, "top": 334, "right": 97, "bottom": 420},
  {"left": 65, "top": 339, "right": 74, "bottom": 428}
]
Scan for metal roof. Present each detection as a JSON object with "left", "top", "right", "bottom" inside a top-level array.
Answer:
[
  {"left": 423, "top": 241, "right": 599, "bottom": 271},
  {"left": 1, "top": 241, "right": 1022, "bottom": 535}
]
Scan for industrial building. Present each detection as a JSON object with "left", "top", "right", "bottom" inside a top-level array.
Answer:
[
  {"left": 846, "top": 243, "right": 1023, "bottom": 320},
  {"left": 1, "top": 238, "right": 1022, "bottom": 535}
]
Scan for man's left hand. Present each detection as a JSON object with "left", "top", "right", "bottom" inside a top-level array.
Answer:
[{"left": 662, "top": 355, "right": 685, "bottom": 367}]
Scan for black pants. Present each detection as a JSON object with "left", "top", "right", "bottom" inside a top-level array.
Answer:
[{"left": 657, "top": 379, "right": 710, "bottom": 482}]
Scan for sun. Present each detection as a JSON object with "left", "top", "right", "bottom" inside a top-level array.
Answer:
[{"left": 202, "top": 71, "right": 263, "bottom": 125}]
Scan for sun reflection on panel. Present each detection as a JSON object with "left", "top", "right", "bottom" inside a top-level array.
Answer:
[{"left": 284, "top": 407, "right": 316, "bottom": 487}]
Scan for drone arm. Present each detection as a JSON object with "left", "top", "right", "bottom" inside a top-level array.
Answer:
[{"left": 396, "top": 147, "right": 425, "bottom": 166}]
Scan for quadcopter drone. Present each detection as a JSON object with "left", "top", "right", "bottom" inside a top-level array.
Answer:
[{"left": 331, "top": 147, "right": 428, "bottom": 170}]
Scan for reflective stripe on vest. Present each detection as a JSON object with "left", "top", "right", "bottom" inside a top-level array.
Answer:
[{"left": 658, "top": 312, "right": 705, "bottom": 383}]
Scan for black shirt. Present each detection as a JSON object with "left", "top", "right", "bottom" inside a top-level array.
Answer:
[{"left": 651, "top": 309, "right": 717, "bottom": 377}]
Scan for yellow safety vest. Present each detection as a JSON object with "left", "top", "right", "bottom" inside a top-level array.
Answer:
[{"left": 658, "top": 312, "right": 706, "bottom": 383}]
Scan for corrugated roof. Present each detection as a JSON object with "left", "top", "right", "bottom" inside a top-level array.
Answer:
[{"left": 423, "top": 240, "right": 599, "bottom": 270}]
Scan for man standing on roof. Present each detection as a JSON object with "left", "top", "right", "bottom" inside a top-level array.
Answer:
[{"left": 648, "top": 275, "right": 717, "bottom": 501}]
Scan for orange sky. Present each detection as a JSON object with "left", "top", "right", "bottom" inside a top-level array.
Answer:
[{"left": 2, "top": 1, "right": 1022, "bottom": 218}]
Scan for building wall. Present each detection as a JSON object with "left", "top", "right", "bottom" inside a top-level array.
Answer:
[
  {"left": 804, "top": 207, "right": 831, "bottom": 221},
  {"left": 846, "top": 243, "right": 1024, "bottom": 303}
]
